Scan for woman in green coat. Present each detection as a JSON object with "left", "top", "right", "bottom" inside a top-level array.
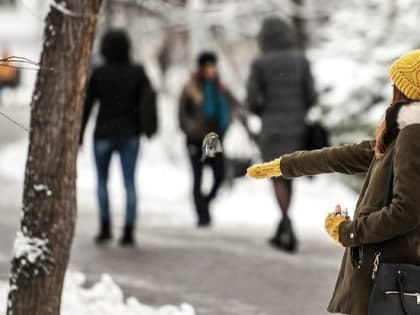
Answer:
[{"left": 247, "top": 49, "right": 420, "bottom": 315}]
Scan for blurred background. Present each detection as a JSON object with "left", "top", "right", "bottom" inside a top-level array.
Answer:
[{"left": 0, "top": 0, "right": 419, "bottom": 314}]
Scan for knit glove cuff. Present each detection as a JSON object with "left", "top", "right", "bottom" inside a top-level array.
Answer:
[
  {"left": 325, "top": 213, "right": 348, "bottom": 244},
  {"left": 246, "top": 158, "right": 282, "bottom": 179}
]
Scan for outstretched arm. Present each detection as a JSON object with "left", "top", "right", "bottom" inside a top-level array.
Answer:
[
  {"left": 247, "top": 140, "right": 375, "bottom": 179},
  {"left": 138, "top": 66, "right": 157, "bottom": 138},
  {"left": 339, "top": 125, "right": 420, "bottom": 247},
  {"left": 281, "top": 140, "right": 375, "bottom": 178}
]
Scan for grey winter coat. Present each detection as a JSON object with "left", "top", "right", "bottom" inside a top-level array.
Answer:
[{"left": 247, "top": 17, "right": 316, "bottom": 160}]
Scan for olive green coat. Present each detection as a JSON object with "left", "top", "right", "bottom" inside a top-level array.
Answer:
[{"left": 280, "top": 102, "right": 420, "bottom": 315}]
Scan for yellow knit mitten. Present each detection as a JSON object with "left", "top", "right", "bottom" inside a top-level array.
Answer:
[
  {"left": 325, "top": 213, "right": 348, "bottom": 244},
  {"left": 246, "top": 158, "right": 282, "bottom": 179}
]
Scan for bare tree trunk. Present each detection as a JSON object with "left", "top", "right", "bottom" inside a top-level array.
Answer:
[{"left": 6, "top": 1, "right": 102, "bottom": 315}]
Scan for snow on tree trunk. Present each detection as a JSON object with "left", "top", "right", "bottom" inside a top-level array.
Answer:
[{"left": 6, "top": 1, "right": 102, "bottom": 315}]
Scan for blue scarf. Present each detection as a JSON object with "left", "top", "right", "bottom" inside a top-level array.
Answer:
[{"left": 202, "top": 81, "right": 230, "bottom": 131}]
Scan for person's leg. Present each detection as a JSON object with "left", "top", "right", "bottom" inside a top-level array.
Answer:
[
  {"left": 188, "top": 143, "right": 208, "bottom": 226},
  {"left": 273, "top": 178, "right": 292, "bottom": 215},
  {"left": 117, "top": 137, "right": 140, "bottom": 245},
  {"left": 207, "top": 152, "right": 225, "bottom": 201},
  {"left": 270, "top": 178, "right": 298, "bottom": 252},
  {"left": 93, "top": 139, "right": 114, "bottom": 243}
]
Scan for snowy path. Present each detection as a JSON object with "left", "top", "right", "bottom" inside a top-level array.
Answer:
[
  {"left": 0, "top": 107, "right": 354, "bottom": 315},
  {"left": 0, "top": 204, "right": 344, "bottom": 315}
]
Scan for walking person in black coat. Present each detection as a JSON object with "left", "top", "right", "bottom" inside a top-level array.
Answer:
[
  {"left": 247, "top": 17, "right": 316, "bottom": 252},
  {"left": 80, "top": 30, "right": 157, "bottom": 246}
]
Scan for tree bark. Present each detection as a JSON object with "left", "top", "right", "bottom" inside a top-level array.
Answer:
[{"left": 6, "top": 1, "right": 102, "bottom": 315}]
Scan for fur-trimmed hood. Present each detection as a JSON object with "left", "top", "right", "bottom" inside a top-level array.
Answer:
[
  {"left": 397, "top": 101, "right": 420, "bottom": 129},
  {"left": 380, "top": 101, "right": 420, "bottom": 149}
]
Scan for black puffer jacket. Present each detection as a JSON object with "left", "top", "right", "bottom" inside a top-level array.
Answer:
[
  {"left": 80, "top": 31, "right": 156, "bottom": 144},
  {"left": 247, "top": 17, "right": 316, "bottom": 160}
]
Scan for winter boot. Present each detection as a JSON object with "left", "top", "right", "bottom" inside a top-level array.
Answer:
[
  {"left": 119, "top": 224, "right": 135, "bottom": 246},
  {"left": 269, "top": 216, "right": 298, "bottom": 253},
  {"left": 95, "top": 220, "right": 112, "bottom": 245},
  {"left": 197, "top": 200, "right": 211, "bottom": 228},
  {"left": 197, "top": 216, "right": 211, "bottom": 227}
]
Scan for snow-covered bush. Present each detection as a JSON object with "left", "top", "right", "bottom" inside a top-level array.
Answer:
[{"left": 308, "top": 0, "right": 420, "bottom": 143}]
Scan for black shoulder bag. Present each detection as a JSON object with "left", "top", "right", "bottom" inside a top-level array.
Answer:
[{"left": 368, "top": 156, "right": 420, "bottom": 315}]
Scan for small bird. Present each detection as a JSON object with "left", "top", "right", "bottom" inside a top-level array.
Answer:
[{"left": 201, "top": 132, "right": 223, "bottom": 162}]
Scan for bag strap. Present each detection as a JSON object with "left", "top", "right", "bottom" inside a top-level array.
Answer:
[{"left": 398, "top": 271, "right": 411, "bottom": 315}]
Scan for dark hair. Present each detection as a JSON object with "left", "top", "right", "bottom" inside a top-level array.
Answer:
[
  {"left": 197, "top": 51, "right": 217, "bottom": 68},
  {"left": 375, "top": 86, "right": 411, "bottom": 157},
  {"left": 100, "top": 30, "right": 130, "bottom": 64}
]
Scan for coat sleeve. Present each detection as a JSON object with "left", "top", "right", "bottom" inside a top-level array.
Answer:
[
  {"left": 339, "top": 124, "right": 420, "bottom": 247},
  {"left": 281, "top": 140, "right": 375, "bottom": 178},
  {"left": 178, "top": 88, "right": 190, "bottom": 133},
  {"left": 246, "top": 60, "right": 265, "bottom": 116},
  {"left": 79, "top": 69, "right": 97, "bottom": 145},
  {"left": 138, "top": 66, "right": 157, "bottom": 137}
]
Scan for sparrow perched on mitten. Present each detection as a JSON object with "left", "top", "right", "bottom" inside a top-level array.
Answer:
[{"left": 246, "top": 158, "right": 282, "bottom": 179}]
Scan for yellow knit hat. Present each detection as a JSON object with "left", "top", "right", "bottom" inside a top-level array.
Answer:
[{"left": 389, "top": 49, "right": 420, "bottom": 100}]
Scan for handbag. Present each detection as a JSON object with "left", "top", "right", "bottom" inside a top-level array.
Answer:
[
  {"left": 368, "top": 156, "right": 420, "bottom": 315},
  {"left": 305, "top": 122, "right": 329, "bottom": 150}
]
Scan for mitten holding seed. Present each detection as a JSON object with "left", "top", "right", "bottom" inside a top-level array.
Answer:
[{"left": 325, "top": 210, "right": 350, "bottom": 245}]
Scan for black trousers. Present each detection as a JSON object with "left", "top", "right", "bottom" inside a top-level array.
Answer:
[{"left": 188, "top": 142, "right": 225, "bottom": 224}]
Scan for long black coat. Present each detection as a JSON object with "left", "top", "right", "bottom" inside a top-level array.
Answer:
[{"left": 247, "top": 17, "right": 316, "bottom": 160}]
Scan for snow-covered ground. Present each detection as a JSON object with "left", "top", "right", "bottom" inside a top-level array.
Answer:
[{"left": 0, "top": 272, "right": 195, "bottom": 315}]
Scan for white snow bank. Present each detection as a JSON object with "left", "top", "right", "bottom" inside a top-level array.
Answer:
[{"left": 0, "top": 271, "right": 195, "bottom": 315}]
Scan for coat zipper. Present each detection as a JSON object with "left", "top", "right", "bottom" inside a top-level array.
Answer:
[
  {"left": 371, "top": 252, "right": 381, "bottom": 280},
  {"left": 385, "top": 291, "right": 420, "bottom": 304}
]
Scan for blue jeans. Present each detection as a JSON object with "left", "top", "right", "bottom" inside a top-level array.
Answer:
[{"left": 94, "top": 137, "right": 139, "bottom": 226}]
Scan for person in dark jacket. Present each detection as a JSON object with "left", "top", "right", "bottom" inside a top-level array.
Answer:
[
  {"left": 247, "top": 49, "right": 420, "bottom": 315},
  {"left": 179, "top": 51, "right": 238, "bottom": 227},
  {"left": 80, "top": 30, "right": 156, "bottom": 246},
  {"left": 247, "top": 17, "right": 316, "bottom": 252}
]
